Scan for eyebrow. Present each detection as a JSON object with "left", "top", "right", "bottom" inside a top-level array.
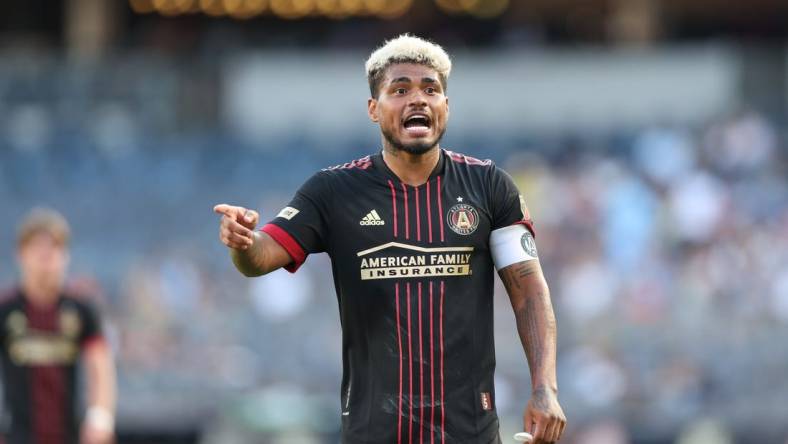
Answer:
[
  {"left": 389, "top": 77, "right": 412, "bottom": 85},
  {"left": 389, "top": 77, "right": 440, "bottom": 85}
]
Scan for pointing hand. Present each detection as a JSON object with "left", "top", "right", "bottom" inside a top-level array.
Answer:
[{"left": 213, "top": 204, "right": 260, "bottom": 250}]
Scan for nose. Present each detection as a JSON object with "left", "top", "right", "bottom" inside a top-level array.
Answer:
[{"left": 407, "top": 90, "right": 428, "bottom": 108}]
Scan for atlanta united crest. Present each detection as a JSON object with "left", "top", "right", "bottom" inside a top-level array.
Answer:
[{"left": 447, "top": 203, "right": 480, "bottom": 235}]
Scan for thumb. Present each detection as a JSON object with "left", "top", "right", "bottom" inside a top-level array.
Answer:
[{"left": 239, "top": 209, "right": 259, "bottom": 229}]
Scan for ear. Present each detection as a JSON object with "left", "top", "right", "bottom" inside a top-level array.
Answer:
[
  {"left": 445, "top": 95, "right": 449, "bottom": 118},
  {"left": 367, "top": 97, "right": 379, "bottom": 123}
]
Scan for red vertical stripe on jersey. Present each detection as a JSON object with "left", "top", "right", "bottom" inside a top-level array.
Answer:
[
  {"left": 388, "top": 180, "right": 398, "bottom": 238},
  {"left": 415, "top": 186, "right": 421, "bottom": 242},
  {"left": 32, "top": 368, "right": 65, "bottom": 444},
  {"left": 26, "top": 304, "right": 66, "bottom": 444},
  {"left": 429, "top": 282, "right": 435, "bottom": 444},
  {"left": 437, "top": 176, "right": 445, "bottom": 242},
  {"left": 401, "top": 183, "right": 410, "bottom": 240},
  {"left": 418, "top": 282, "right": 424, "bottom": 444},
  {"left": 407, "top": 282, "right": 413, "bottom": 444},
  {"left": 426, "top": 180, "right": 433, "bottom": 244},
  {"left": 396, "top": 283, "right": 403, "bottom": 444},
  {"left": 440, "top": 280, "right": 445, "bottom": 444}
]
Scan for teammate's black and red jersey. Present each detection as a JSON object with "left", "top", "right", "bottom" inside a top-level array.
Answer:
[
  {"left": 0, "top": 289, "right": 104, "bottom": 444},
  {"left": 261, "top": 148, "right": 534, "bottom": 444}
]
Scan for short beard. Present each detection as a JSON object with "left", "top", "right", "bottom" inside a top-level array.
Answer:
[{"left": 382, "top": 126, "right": 446, "bottom": 156}]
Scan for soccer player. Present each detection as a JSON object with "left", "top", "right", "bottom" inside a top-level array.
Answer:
[
  {"left": 214, "top": 35, "right": 566, "bottom": 444},
  {"left": 0, "top": 208, "right": 116, "bottom": 444}
]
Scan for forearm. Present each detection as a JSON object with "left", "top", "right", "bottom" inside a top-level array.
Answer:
[
  {"left": 514, "top": 286, "right": 557, "bottom": 392},
  {"left": 82, "top": 341, "right": 116, "bottom": 437},
  {"left": 501, "top": 261, "right": 558, "bottom": 392},
  {"left": 89, "top": 373, "right": 115, "bottom": 412},
  {"left": 231, "top": 231, "right": 270, "bottom": 277},
  {"left": 87, "top": 345, "right": 116, "bottom": 411}
]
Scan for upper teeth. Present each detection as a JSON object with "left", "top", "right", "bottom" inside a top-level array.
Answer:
[{"left": 408, "top": 115, "right": 427, "bottom": 122}]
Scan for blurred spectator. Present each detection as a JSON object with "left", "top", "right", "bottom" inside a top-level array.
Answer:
[
  {"left": 571, "top": 420, "right": 631, "bottom": 444},
  {"left": 675, "top": 417, "right": 734, "bottom": 444},
  {"left": 249, "top": 268, "right": 312, "bottom": 322},
  {"left": 633, "top": 125, "right": 696, "bottom": 186},
  {"left": 0, "top": 208, "right": 116, "bottom": 444}
]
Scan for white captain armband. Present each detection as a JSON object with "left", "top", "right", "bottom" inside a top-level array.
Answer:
[{"left": 490, "top": 224, "right": 538, "bottom": 270}]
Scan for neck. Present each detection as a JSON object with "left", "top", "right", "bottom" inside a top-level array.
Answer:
[
  {"left": 381, "top": 143, "right": 440, "bottom": 186},
  {"left": 21, "top": 275, "right": 61, "bottom": 307}
]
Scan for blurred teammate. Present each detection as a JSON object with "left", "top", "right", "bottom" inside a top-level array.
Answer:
[
  {"left": 0, "top": 208, "right": 116, "bottom": 444},
  {"left": 215, "top": 35, "right": 565, "bottom": 444}
]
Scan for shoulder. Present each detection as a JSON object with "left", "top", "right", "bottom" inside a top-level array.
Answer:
[
  {"left": 443, "top": 149, "right": 504, "bottom": 182},
  {"left": 321, "top": 154, "right": 374, "bottom": 173},
  {"left": 286, "top": 155, "right": 373, "bottom": 209},
  {"left": 298, "top": 154, "right": 375, "bottom": 194},
  {"left": 0, "top": 288, "right": 21, "bottom": 310},
  {"left": 61, "top": 293, "right": 101, "bottom": 318},
  {"left": 443, "top": 149, "right": 499, "bottom": 178},
  {"left": 443, "top": 149, "right": 494, "bottom": 168}
]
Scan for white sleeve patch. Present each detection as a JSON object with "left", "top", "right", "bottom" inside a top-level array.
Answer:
[
  {"left": 277, "top": 206, "right": 300, "bottom": 220},
  {"left": 490, "top": 224, "right": 538, "bottom": 270}
]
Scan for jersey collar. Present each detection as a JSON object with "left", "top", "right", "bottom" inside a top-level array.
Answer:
[{"left": 371, "top": 148, "right": 446, "bottom": 186}]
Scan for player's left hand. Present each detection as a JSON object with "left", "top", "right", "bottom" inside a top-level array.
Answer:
[
  {"left": 523, "top": 387, "right": 566, "bottom": 443},
  {"left": 80, "top": 423, "right": 113, "bottom": 444}
]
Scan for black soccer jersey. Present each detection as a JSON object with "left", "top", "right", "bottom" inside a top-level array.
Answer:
[
  {"left": 261, "top": 149, "right": 533, "bottom": 444},
  {"left": 0, "top": 289, "right": 104, "bottom": 444}
]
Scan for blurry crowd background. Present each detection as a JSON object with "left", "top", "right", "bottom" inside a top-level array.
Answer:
[{"left": 1, "top": 1, "right": 788, "bottom": 443}]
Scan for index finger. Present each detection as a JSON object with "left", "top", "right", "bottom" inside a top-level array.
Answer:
[{"left": 213, "top": 204, "right": 241, "bottom": 217}]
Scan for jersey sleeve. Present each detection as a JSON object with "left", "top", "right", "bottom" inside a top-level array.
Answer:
[
  {"left": 489, "top": 165, "right": 535, "bottom": 236},
  {"left": 261, "top": 171, "right": 332, "bottom": 273},
  {"left": 78, "top": 301, "right": 104, "bottom": 347}
]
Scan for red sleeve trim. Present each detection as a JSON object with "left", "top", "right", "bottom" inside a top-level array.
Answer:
[
  {"left": 81, "top": 335, "right": 107, "bottom": 350},
  {"left": 261, "top": 223, "right": 307, "bottom": 273},
  {"left": 513, "top": 219, "right": 536, "bottom": 238}
]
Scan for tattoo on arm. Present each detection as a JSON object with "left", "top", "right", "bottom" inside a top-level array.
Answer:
[
  {"left": 516, "top": 296, "right": 545, "bottom": 372},
  {"left": 499, "top": 260, "right": 558, "bottom": 391},
  {"left": 517, "top": 262, "right": 537, "bottom": 279},
  {"left": 530, "top": 386, "right": 551, "bottom": 410},
  {"left": 499, "top": 261, "right": 537, "bottom": 291}
]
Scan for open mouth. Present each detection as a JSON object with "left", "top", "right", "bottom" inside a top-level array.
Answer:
[{"left": 402, "top": 114, "right": 432, "bottom": 136}]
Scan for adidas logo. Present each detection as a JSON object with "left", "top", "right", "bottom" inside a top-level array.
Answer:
[{"left": 360, "top": 210, "right": 385, "bottom": 226}]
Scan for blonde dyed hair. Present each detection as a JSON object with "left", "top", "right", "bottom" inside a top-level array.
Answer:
[
  {"left": 17, "top": 207, "right": 71, "bottom": 248},
  {"left": 365, "top": 34, "right": 452, "bottom": 97}
]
